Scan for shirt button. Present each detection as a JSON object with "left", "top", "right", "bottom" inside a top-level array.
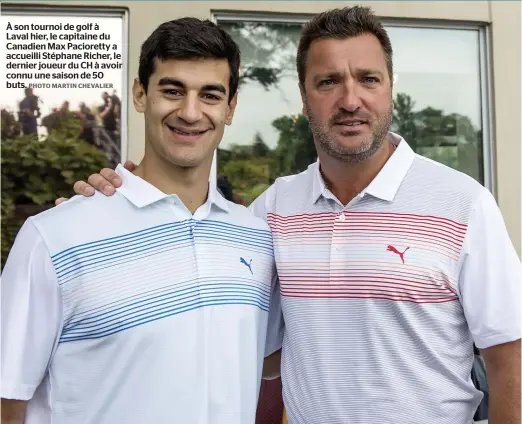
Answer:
[{"left": 339, "top": 213, "right": 346, "bottom": 221}]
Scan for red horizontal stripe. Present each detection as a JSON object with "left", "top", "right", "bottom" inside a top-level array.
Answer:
[
  {"left": 273, "top": 234, "right": 461, "bottom": 258},
  {"left": 269, "top": 219, "right": 466, "bottom": 239},
  {"left": 281, "top": 292, "right": 458, "bottom": 304},
  {"left": 272, "top": 224, "right": 464, "bottom": 247},
  {"left": 279, "top": 269, "right": 455, "bottom": 287},
  {"left": 270, "top": 220, "right": 467, "bottom": 240},
  {"left": 267, "top": 211, "right": 467, "bottom": 230},
  {"left": 280, "top": 279, "right": 456, "bottom": 295},
  {"left": 281, "top": 283, "right": 454, "bottom": 296}
]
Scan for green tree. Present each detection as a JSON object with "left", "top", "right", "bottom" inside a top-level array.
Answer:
[
  {"left": 1, "top": 117, "right": 110, "bottom": 267},
  {"left": 1, "top": 109, "right": 21, "bottom": 140},
  {"left": 272, "top": 114, "right": 316, "bottom": 176},
  {"left": 252, "top": 132, "right": 270, "bottom": 157},
  {"left": 392, "top": 93, "right": 417, "bottom": 151}
]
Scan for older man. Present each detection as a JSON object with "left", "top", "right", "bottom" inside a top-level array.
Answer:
[{"left": 60, "top": 6, "right": 521, "bottom": 424}]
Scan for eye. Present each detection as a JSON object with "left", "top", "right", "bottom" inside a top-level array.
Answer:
[
  {"left": 162, "top": 89, "right": 182, "bottom": 97},
  {"left": 318, "top": 79, "right": 335, "bottom": 87},
  {"left": 202, "top": 93, "right": 222, "bottom": 101},
  {"left": 363, "top": 76, "right": 380, "bottom": 84}
]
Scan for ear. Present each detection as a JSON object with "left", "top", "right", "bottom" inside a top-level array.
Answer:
[
  {"left": 225, "top": 93, "right": 238, "bottom": 126},
  {"left": 299, "top": 83, "right": 308, "bottom": 117},
  {"left": 132, "top": 78, "right": 146, "bottom": 113}
]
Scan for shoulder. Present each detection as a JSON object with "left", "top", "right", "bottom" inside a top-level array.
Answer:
[
  {"left": 249, "top": 166, "right": 315, "bottom": 221},
  {"left": 412, "top": 154, "right": 486, "bottom": 198},
  {"left": 30, "top": 192, "right": 129, "bottom": 253},
  {"left": 224, "top": 201, "right": 272, "bottom": 232}
]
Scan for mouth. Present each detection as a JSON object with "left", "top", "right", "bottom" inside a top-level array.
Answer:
[
  {"left": 166, "top": 124, "right": 209, "bottom": 140},
  {"left": 334, "top": 120, "right": 367, "bottom": 128}
]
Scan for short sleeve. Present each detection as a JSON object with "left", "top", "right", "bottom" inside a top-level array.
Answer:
[
  {"left": 1, "top": 219, "right": 63, "bottom": 400},
  {"left": 458, "top": 189, "right": 522, "bottom": 349},
  {"left": 249, "top": 186, "right": 284, "bottom": 356},
  {"left": 264, "top": 272, "right": 284, "bottom": 357}
]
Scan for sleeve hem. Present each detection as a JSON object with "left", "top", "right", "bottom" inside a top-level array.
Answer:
[
  {"left": 0, "top": 381, "right": 37, "bottom": 400},
  {"left": 264, "top": 343, "right": 282, "bottom": 358},
  {"left": 475, "top": 333, "right": 521, "bottom": 350}
]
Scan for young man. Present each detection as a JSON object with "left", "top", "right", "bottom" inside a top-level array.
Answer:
[
  {"left": 1, "top": 18, "right": 280, "bottom": 424},
  {"left": 61, "top": 6, "right": 521, "bottom": 424}
]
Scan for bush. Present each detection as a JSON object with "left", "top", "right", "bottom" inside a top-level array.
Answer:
[{"left": 1, "top": 117, "right": 110, "bottom": 268}]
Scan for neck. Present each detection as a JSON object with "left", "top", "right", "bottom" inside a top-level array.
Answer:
[
  {"left": 135, "top": 148, "right": 212, "bottom": 214},
  {"left": 318, "top": 137, "right": 395, "bottom": 205}
]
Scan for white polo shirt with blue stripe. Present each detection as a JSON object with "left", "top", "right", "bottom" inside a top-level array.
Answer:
[{"left": 1, "top": 165, "right": 276, "bottom": 424}]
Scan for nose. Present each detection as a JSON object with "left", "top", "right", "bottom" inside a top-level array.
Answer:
[
  {"left": 337, "top": 80, "right": 363, "bottom": 113},
  {"left": 177, "top": 92, "right": 203, "bottom": 123}
]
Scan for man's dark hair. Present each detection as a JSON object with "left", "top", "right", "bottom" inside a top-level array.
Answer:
[
  {"left": 297, "top": 6, "right": 393, "bottom": 88},
  {"left": 138, "top": 18, "right": 241, "bottom": 102}
]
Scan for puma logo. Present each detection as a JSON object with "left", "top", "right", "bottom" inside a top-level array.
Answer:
[
  {"left": 387, "top": 245, "right": 410, "bottom": 264},
  {"left": 240, "top": 257, "right": 253, "bottom": 274}
]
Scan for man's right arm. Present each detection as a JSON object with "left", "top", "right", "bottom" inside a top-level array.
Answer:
[
  {"left": 1, "top": 399, "right": 27, "bottom": 424},
  {"left": 1, "top": 220, "right": 63, "bottom": 421}
]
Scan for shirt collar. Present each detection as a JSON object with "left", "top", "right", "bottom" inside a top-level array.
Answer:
[
  {"left": 312, "top": 132, "right": 415, "bottom": 204},
  {"left": 115, "top": 164, "right": 230, "bottom": 212}
]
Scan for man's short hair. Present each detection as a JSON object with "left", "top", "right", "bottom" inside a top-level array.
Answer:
[
  {"left": 297, "top": 6, "right": 393, "bottom": 88},
  {"left": 138, "top": 18, "right": 241, "bottom": 103}
]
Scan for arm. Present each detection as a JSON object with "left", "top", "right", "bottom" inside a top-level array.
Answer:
[
  {"left": 249, "top": 191, "right": 286, "bottom": 380},
  {"left": 263, "top": 349, "right": 282, "bottom": 380},
  {"left": 458, "top": 189, "right": 522, "bottom": 424},
  {"left": 98, "top": 103, "right": 113, "bottom": 119},
  {"left": 1, "top": 220, "right": 63, "bottom": 419},
  {"left": 55, "top": 160, "right": 137, "bottom": 205},
  {"left": 1, "top": 400, "right": 27, "bottom": 424},
  {"left": 481, "top": 340, "right": 521, "bottom": 424}
]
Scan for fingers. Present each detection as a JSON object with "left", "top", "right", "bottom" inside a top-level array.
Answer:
[
  {"left": 100, "top": 168, "right": 123, "bottom": 190},
  {"left": 55, "top": 197, "right": 68, "bottom": 206},
  {"left": 73, "top": 180, "right": 95, "bottom": 196},
  {"left": 87, "top": 173, "right": 116, "bottom": 196},
  {"left": 123, "top": 160, "right": 137, "bottom": 172}
]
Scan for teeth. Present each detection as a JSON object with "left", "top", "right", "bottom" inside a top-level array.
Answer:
[{"left": 170, "top": 127, "right": 202, "bottom": 135}]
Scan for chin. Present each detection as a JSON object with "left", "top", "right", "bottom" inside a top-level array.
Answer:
[{"left": 334, "top": 138, "right": 373, "bottom": 153}]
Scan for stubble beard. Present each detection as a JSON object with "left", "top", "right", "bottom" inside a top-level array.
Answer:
[{"left": 306, "top": 102, "right": 393, "bottom": 164}]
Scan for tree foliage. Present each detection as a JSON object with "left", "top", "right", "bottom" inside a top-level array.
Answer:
[
  {"left": 219, "top": 93, "right": 481, "bottom": 206},
  {"left": 1, "top": 111, "right": 110, "bottom": 267}
]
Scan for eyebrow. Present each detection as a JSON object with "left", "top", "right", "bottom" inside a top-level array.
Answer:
[
  {"left": 157, "top": 77, "right": 227, "bottom": 95},
  {"left": 357, "top": 68, "right": 384, "bottom": 78},
  {"left": 314, "top": 68, "right": 384, "bottom": 83}
]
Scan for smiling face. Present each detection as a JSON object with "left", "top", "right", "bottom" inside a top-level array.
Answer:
[
  {"left": 301, "top": 33, "right": 393, "bottom": 163},
  {"left": 133, "top": 57, "right": 237, "bottom": 170}
]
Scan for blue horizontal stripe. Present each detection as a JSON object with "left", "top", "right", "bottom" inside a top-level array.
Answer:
[
  {"left": 57, "top": 240, "right": 195, "bottom": 286},
  {"left": 63, "top": 283, "right": 270, "bottom": 332},
  {"left": 53, "top": 219, "right": 272, "bottom": 265},
  {"left": 64, "top": 276, "right": 268, "bottom": 324},
  {"left": 52, "top": 220, "right": 190, "bottom": 262},
  {"left": 54, "top": 230, "right": 272, "bottom": 281},
  {"left": 63, "top": 276, "right": 268, "bottom": 327},
  {"left": 54, "top": 225, "right": 192, "bottom": 270},
  {"left": 199, "top": 219, "right": 271, "bottom": 236},
  {"left": 55, "top": 236, "right": 195, "bottom": 280},
  {"left": 59, "top": 297, "right": 269, "bottom": 343},
  {"left": 55, "top": 229, "right": 272, "bottom": 276}
]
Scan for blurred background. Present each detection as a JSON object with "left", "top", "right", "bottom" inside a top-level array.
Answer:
[{"left": 1, "top": 2, "right": 520, "bottom": 423}]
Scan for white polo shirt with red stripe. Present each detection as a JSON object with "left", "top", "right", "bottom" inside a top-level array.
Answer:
[{"left": 251, "top": 133, "right": 521, "bottom": 424}]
